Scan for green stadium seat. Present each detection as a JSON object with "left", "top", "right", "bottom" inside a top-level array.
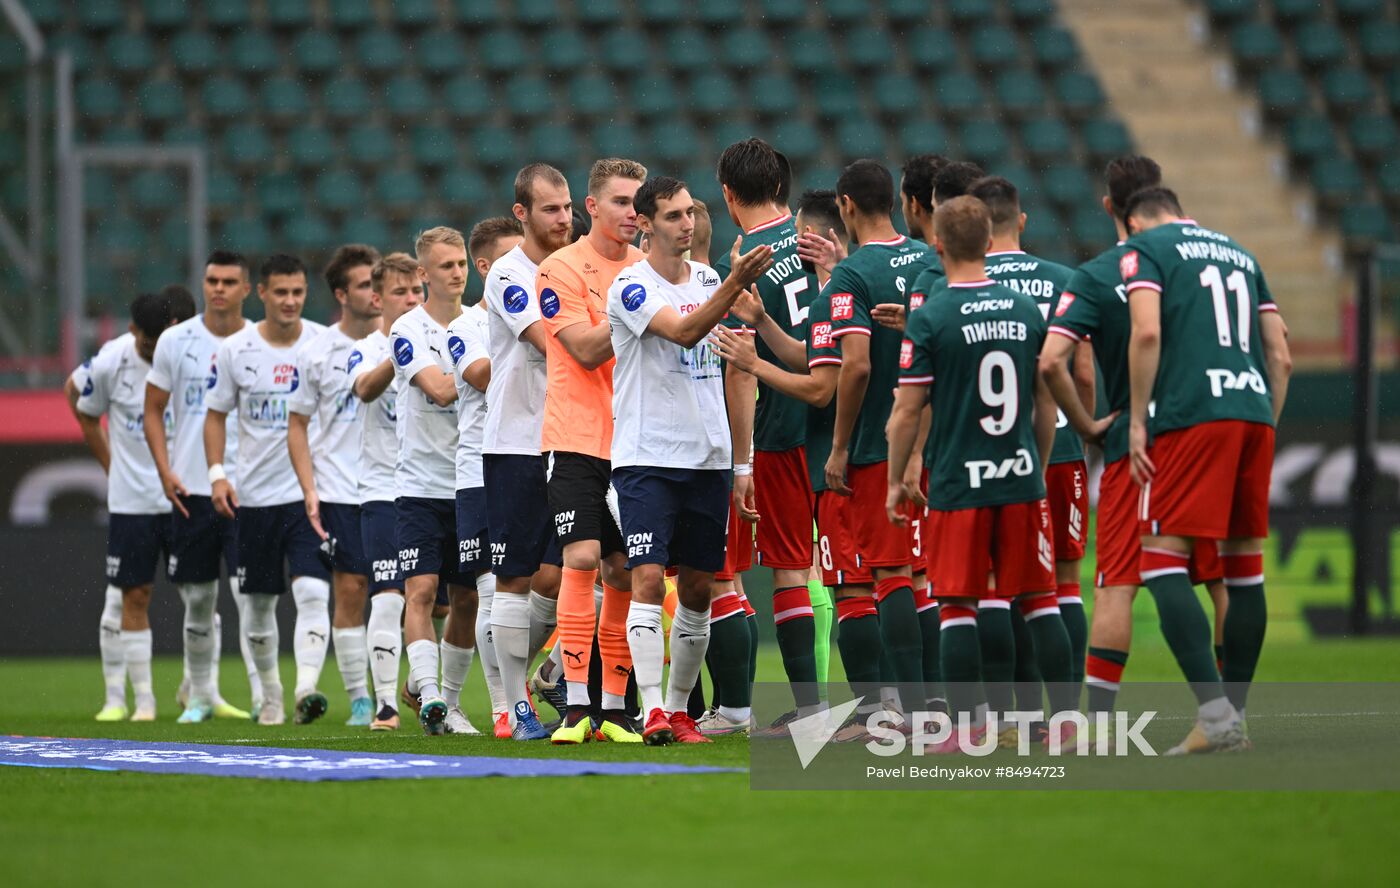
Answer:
[
  {"left": 1022, "top": 117, "right": 1072, "bottom": 160},
  {"left": 358, "top": 31, "right": 406, "bottom": 74},
  {"left": 129, "top": 169, "right": 181, "bottom": 213},
  {"left": 936, "top": 71, "right": 986, "bottom": 118},
  {"left": 772, "top": 120, "right": 821, "bottom": 163},
  {"left": 592, "top": 121, "right": 646, "bottom": 160},
  {"left": 997, "top": 163, "right": 1039, "bottom": 197},
  {"left": 886, "top": 0, "right": 931, "bottom": 24},
  {"left": 161, "top": 123, "right": 204, "bottom": 146},
  {"left": 599, "top": 28, "right": 651, "bottom": 72},
  {"left": 442, "top": 168, "right": 489, "bottom": 208},
  {"left": 49, "top": 33, "right": 96, "bottom": 76},
  {"left": 1031, "top": 26, "right": 1077, "bottom": 69},
  {"left": 284, "top": 213, "right": 335, "bottom": 254},
  {"left": 1055, "top": 70, "right": 1106, "bottom": 117},
  {"left": 169, "top": 30, "right": 217, "bottom": 79},
  {"left": 1081, "top": 117, "right": 1132, "bottom": 161},
  {"left": 1321, "top": 67, "right": 1375, "bottom": 114},
  {"left": 652, "top": 120, "right": 701, "bottom": 164},
  {"left": 1204, "top": 0, "right": 1258, "bottom": 24},
  {"left": 873, "top": 73, "right": 920, "bottom": 118},
  {"left": 79, "top": 0, "right": 125, "bottom": 32},
  {"left": 516, "top": 0, "right": 559, "bottom": 27},
  {"left": 506, "top": 75, "right": 555, "bottom": 119},
  {"left": 750, "top": 73, "right": 799, "bottom": 118},
  {"left": 788, "top": 30, "right": 833, "bottom": 75},
  {"left": 683, "top": 164, "right": 722, "bottom": 208},
  {"left": 382, "top": 75, "right": 430, "bottom": 121},
  {"left": 901, "top": 119, "right": 951, "bottom": 156},
  {"left": 229, "top": 31, "right": 278, "bottom": 77},
  {"left": 217, "top": 216, "right": 272, "bottom": 254},
  {"left": 261, "top": 77, "right": 311, "bottom": 125},
  {"left": 347, "top": 125, "right": 397, "bottom": 169},
  {"left": 376, "top": 170, "right": 426, "bottom": 213},
  {"left": 386, "top": 0, "right": 435, "bottom": 29},
  {"left": 664, "top": 27, "right": 713, "bottom": 72},
  {"left": 907, "top": 28, "right": 958, "bottom": 72},
  {"left": 995, "top": 70, "right": 1048, "bottom": 119},
  {"left": 578, "top": 0, "right": 624, "bottom": 27},
  {"left": 481, "top": 30, "right": 530, "bottom": 75},
  {"left": 206, "top": 171, "right": 242, "bottom": 216},
  {"left": 410, "top": 125, "right": 456, "bottom": 169},
  {"left": 1312, "top": 156, "right": 1365, "bottom": 207},
  {"left": 540, "top": 31, "right": 590, "bottom": 74},
  {"left": 823, "top": 0, "right": 866, "bottom": 23},
  {"left": 814, "top": 74, "right": 860, "bottom": 120},
  {"left": 638, "top": 0, "right": 684, "bottom": 26},
  {"left": 1386, "top": 70, "right": 1400, "bottom": 115},
  {"left": 94, "top": 219, "right": 147, "bottom": 264},
  {"left": 1255, "top": 68, "right": 1309, "bottom": 120},
  {"left": 1272, "top": 0, "right": 1323, "bottom": 26},
  {"left": 454, "top": 0, "right": 502, "bottom": 28},
  {"left": 223, "top": 123, "right": 273, "bottom": 170},
  {"left": 472, "top": 124, "right": 519, "bottom": 169},
  {"left": 267, "top": 0, "right": 312, "bottom": 29},
  {"left": 206, "top": 0, "right": 252, "bottom": 31},
  {"left": 418, "top": 33, "right": 467, "bottom": 78},
  {"left": 961, "top": 119, "right": 1011, "bottom": 164},
  {"left": 288, "top": 126, "right": 335, "bottom": 170},
  {"left": 696, "top": 0, "right": 744, "bottom": 28},
  {"left": 758, "top": 0, "right": 805, "bottom": 26},
  {"left": 847, "top": 27, "right": 891, "bottom": 70},
  {"left": 723, "top": 29, "right": 772, "bottom": 72},
  {"left": 713, "top": 121, "right": 758, "bottom": 155},
  {"left": 569, "top": 73, "right": 621, "bottom": 117},
  {"left": 444, "top": 73, "right": 493, "bottom": 120},
  {"left": 689, "top": 72, "right": 739, "bottom": 118},
  {"left": 1284, "top": 114, "right": 1337, "bottom": 162},
  {"left": 1042, "top": 164, "right": 1095, "bottom": 207},
  {"left": 323, "top": 77, "right": 373, "bottom": 123},
  {"left": 1009, "top": 0, "right": 1056, "bottom": 23},
  {"left": 137, "top": 257, "right": 185, "bottom": 295},
  {"left": 256, "top": 172, "right": 303, "bottom": 217},
  {"left": 837, "top": 118, "right": 885, "bottom": 160},
  {"left": 1070, "top": 206, "right": 1115, "bottom": 252},
  {"left": 105, "top": 32, "right": 156, "bottom": 77},
  {"left": 0, "top": 37, "right": 24, "bottom": 75},
  {"left": 971, "top": 26, "right": 1020, "bottom": 68},
  {"left": 530, "top": 123, "right": 578, "bottom": 166},
  {"left": 20, "top": 0, "right": 63, "bottom": 29},
  {"left": 201, "top": 77, "right": 251, "bottom": 122},
  {"left": 1230, "top": 22, "right": 1284, "bottom": 71},
  {"left": 0, "top": 133, "right": 18, "bottom": 169},
  {"left": 136, "top": 79, "right": 185, "bottom": 124},
  {"left": 1335, "top": 0, "right": 1385, "bottom": 22},
  {"left": 101, "top": 124, "right": 143, "bottom": 145},
  {"left": 315, "top": 169, "right": 365, "bottom": 213},
  {"left": 83, "top": 170, "right": 117, "bottom": 209},
  {"left": 340, "top": 216, "right": 392, "bottom": 248},
  {"left": 948, "top": 0, "right": 995, "bottom": 25},
  {"left": 1378, "top": 155, "right": 1400, "bottom": 209},
  {"left": 329, "top": 0, "right": 376, "bottom": 30},
  {"left": 634, "top": 77, "right": 680, "bottom": 118},
  {"left": 1339, "top": 203, "right": 1394, "bottom": 244},
  {"left": 292, "top": 32, "right": 341, "bottom": 78},
  {"left": 1359, "top": 22, "right": 1400, "bottom": 69},
  {"left": 1294, "top": 22, "right": 1346, "bottom": 69},
  {"left": 1349, "top": 114, "right": 1399, "bottom": 161}
]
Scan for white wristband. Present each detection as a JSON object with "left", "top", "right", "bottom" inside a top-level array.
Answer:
[
  {"left": 208, "top": 463, "right": 227, "bottom": 485},
  {"left": 733, "top": 463, "right": 752, "bottom": 477}
]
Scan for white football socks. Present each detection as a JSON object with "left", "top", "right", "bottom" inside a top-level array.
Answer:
[
  {"left": 439, "top": 640, "right": 474, "bottom": 711},
  {"left": 626, "top": 601, "right": 665, "bottom": 715},
  {"left": 493, "top": 591, "right": 532, "bottom": 723},
  {"left": 527, "top": 590, "right": 558, "bottom": 661},
  {"left": 407, "top": 639, "right": 441, "bottom": 702},
  {"left": 332, "top": 626, "right": 369, "bottom": 701},
  {"left": 179, "top": 581, "right": 218, "bottom": 703},
  {"left": 99, "top": 585, "right": 125, "bottom": 707},
  {"left": 122, "top": 629, "right": 154, "bottom": 711},
  {"left": 666, "top": 603, "right": 710, "bottom": 715},
  {"left": 243, "top": 593, "right": 282, "bottom": 701},
  {"left": 475, "top": 573, "right": 506, "bottom": 716},
  {"left": 367, "top": 593, "right": 404, "bottom": 710},
  {"left": 232, "top": 580, "right": 264, "bottom": 705},
  {"left": 290, "top": 577, "right": 331, "bottom": 699}
]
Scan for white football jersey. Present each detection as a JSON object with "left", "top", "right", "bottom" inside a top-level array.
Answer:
[
  {"left": 206, "top": 320, "right": 325, "bottom": 508},
  {"left": 482, "top": 245, "right": 546, "bottom": 456},
  {"left": 75, "top": 337, "right": 170, "bottom": 514},
  {"left": 389, "top": 305, "right": 461, "bottom": 500},
  {"left": 447, "top": 305, "right": 491, "bottom": 490},
  {"left": 146, "top": 315, "right": 245, "bottom": 493},
  {"left": 608, "top": 259, "right": 731, "bottom": 471},
  {"left": 289, "top": 324, "right": 363, "bottom": 504},
  {"left": 347, "top": 329, "right": 397, "bottom": 505}
]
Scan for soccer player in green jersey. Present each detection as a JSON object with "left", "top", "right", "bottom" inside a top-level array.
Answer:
[
  {"left": 1118, "top": 186, "right": 1292, "bottom": 754},
  {"left": 825, "top": 160, "right": 931, "bottom": 698},
  {"left": 888, "top": 196, "right": 1076, "bottom": 751}
]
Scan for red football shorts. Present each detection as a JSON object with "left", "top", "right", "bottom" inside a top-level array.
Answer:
[
  {"left": 1045, "top": 460, "right": 1089, "bottom": 562},
  {"left": 815, "top": 490, "right": 871, "bottom": 587},
  {"left": 715, "top": 504, "right": 754, "bottom": 582},
  {"left": 753, "top": 447, "right": 814, "bottom": 571},
  {"left": 927, "top": 498, "right": 1056, "bottom": 600},
  {"left": 1098, "top": 456, "right": 1227, "bottom": 587},
  {"left": 847, "top": 460, "right": 915, "bottom": 568},
  {"left": 1139, "top": 420, "right": 1274, "bottom": 540}
]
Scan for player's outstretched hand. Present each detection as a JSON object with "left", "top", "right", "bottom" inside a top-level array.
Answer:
[
  {"left": 727, "top": 237, "right": 775, "bottom": 289},
  {"left": 710, "top": 325, "right": 759, "bottom": 373},
  {"left": 211, "top": 479, "right": 239, "bottom": 519},
  {"left": 729, "top": 284, "right": 765, "bottom": 326},
  {"left": 1128, "top": 419, "right": 1156, "bottom": 486},
  {"left": 796, "top": 227, "right": 845, "bottom": 275},
  {"left": 825, "top": 448, "right": 852, "bottom": 496},
  {"left": 304, "top": 490, "right": 327, "bottom": 541},
  {"left": 886, "top": 481, "right": 910, "bottom": 526},
  {"left": 733, "top": 473, "right": 759, "bottom": 523},
  {"left": 872, "top": 303, "right": 907, "bottom": 332},
  {"left": 161, "top": 471, "right": 190, "bottom": 519}
]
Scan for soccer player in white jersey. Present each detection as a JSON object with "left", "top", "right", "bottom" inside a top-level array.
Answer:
[
  {"left": 73, "top": 294, "right": 179, "bottom": 720},
  {"left": 348, "top": 253, "right": 423, "bottom": 731},
  {"left": 204, "top": 254, "right": 330, "bottom": 726},
  {"left": 144, "top": 254, "right": 263, "bottom": 722},
  {"left": 288, "top": 244, "right": 382, "bottom": 726},
  {"left": 390, "top": 226, "right": 477, "bottom": 736},
  {"left": 608, "top": 176, "right": 772, "bottom": 744},
  {"left": 483, "top": 164, "right": 573, "bottom": 738}
]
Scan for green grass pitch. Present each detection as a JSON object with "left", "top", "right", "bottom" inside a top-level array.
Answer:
[{"left": 2, "top": 586, "right": 1399, "bottom": 886}]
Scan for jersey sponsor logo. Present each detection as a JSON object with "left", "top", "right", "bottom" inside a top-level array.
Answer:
[
  {"left": 909, "top": 293, "right": 925, "bottom": 311},
  {"left": 626, "top": 531, "right": 654, "bottom": 558},
  {"left": 393, "top": 337, "right": 414, "bottom": 366},
  {"left": 830, "top": 293, "right": 854, "bottom": 321},
  {"left": 553, "top": 509, "right": 575, "bottom": 535},
  {"left": 964, "top": 448, "right": 1036, "bottom": 489},
  {"left": 960, "top": 298, "right": 1014, "bottom": 314},
  {"left": 503, "top": 284, "right": 529, "bottom": 314},
  {"left": 899, "top": 339, "right": 915, "bottom": 369},
  {"left": 1054, "top": 293, "right": 1076, "bottom": 317},
  {"left": 398, "top": 547, "right": 420, "bottom": 571},
  {"left": 447, "top": 335, "right": 465, "bottom": 364},
  {"left": 1119, "top": 250, "right": 1139, "bottom": 279},
  {"left": 698, "top": 270, "right": 720, "bottom": 286},
  {"left": 621, "top": 283, "right": 647, "bottom": 312},
  {"left": 539, "top": 287, "right": 561, "bottom": 319},
  {"left": 490, "top": 541, "right": 507, "bottom": 567},
  {"left": 811, "top": 321, "right": 834, "bottom": 350},
  {"left": 272, "top": 363, "right": 298, "bottom": 391},
  {"left": 1205, "top": 366, "right": 1267, "bottom": 398},
  {"left": 889, "top": 252, "right": 925, "bottom": 268},
  {"left": 347, "top": 349, "right": 362, "bottom": 373}
]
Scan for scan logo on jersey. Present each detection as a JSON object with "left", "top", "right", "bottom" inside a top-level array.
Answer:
[
  {"left": 394, "top": 337, "right": 414, "bottom": 366},
  {"left": 621, "top": 283, "right": 647, "bottom": 312},
  {"left": 347, "top": 349, "right": 362, "bottom": 373},
  {"left": 503, "top": 284, "right": 529, "bottom": 314}
]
